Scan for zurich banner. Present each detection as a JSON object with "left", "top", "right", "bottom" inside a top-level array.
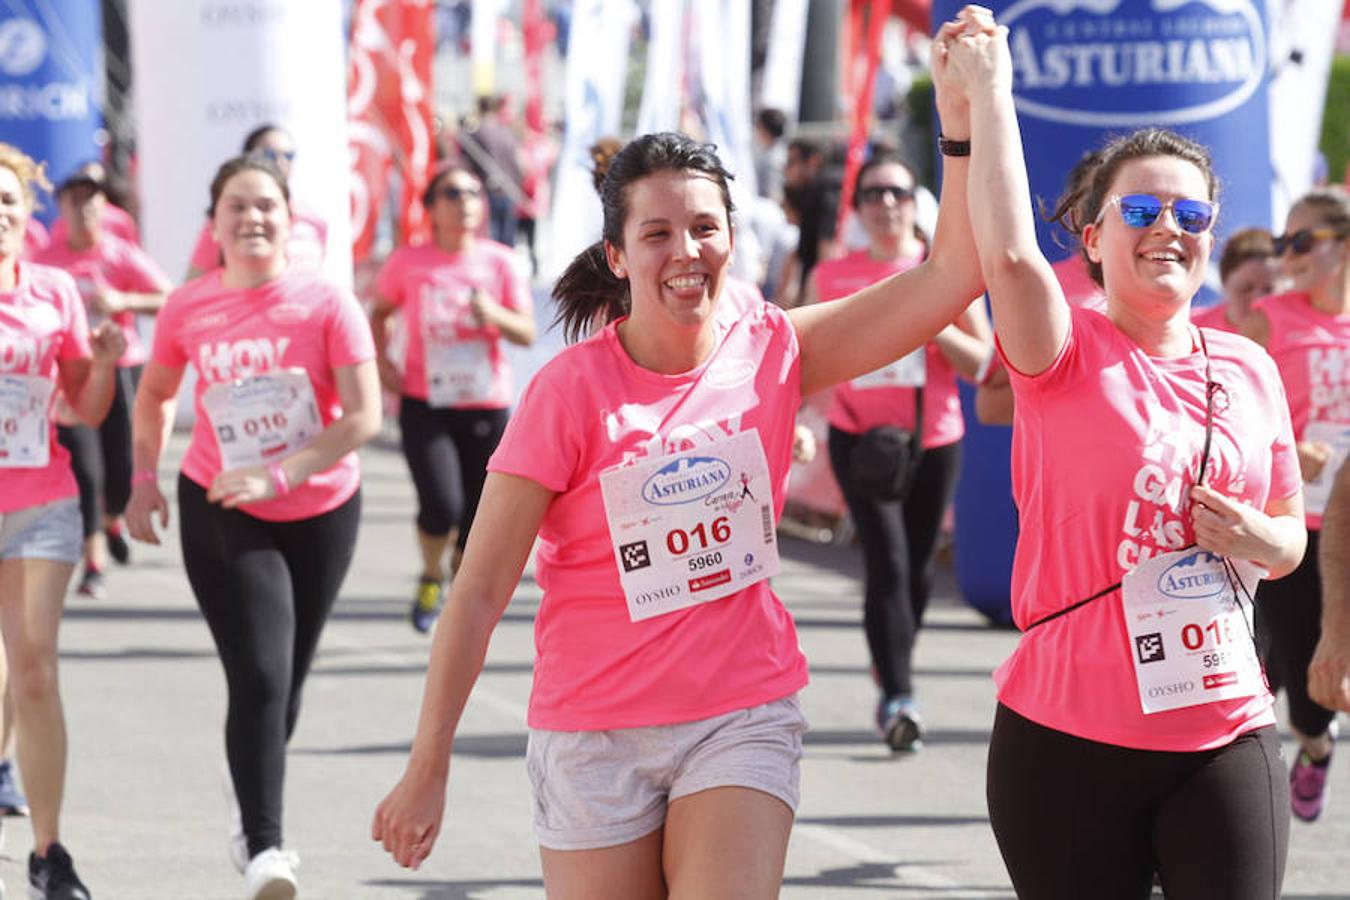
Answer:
[
  {"left": 0, "top": 1, "right": 103, "bottom": 225},
  {"left": 934, "top": 0, "right": 1273, "bottom": 622}
]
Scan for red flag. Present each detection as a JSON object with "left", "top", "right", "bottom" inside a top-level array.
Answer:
[
  {"left": 347, "top": 0, "right": 436, "bottom": 261},
  {"left": 838, "top": 0, "right": 889, "bottom": 235}
]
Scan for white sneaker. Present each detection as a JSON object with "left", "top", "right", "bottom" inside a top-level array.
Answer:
[
  {"left": 242, "top": 847, "right": 298, "bottom": 900},
  {"left": 221, "top": 764, "right": 248, "bottom": 873}
]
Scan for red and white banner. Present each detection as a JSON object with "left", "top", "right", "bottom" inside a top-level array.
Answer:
[
  {"left": 347, "top": 0, "right": 435, "bottom": 262},
  {"left": 838, "top": 0, "right": 890, "bottom": 232}
]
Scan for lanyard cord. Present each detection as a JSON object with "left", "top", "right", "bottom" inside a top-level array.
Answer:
[{"left": 1024, "top": 328, "right": 1219, "bottom": 633}]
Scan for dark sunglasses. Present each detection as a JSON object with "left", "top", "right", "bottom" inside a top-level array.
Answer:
[
  {"left": 438, "top": 186, "right": 482, "bottom": 202},
  {"left": 857, "top": 184, "right": 914, "bottom": 205},
  {"left": 259, "top": 148, "right": 297, "bottom": 164},
  {"left": 1099, "top": 193, "right": 1218, "bottom": 235},
  {"left": 1273, "top": 227, "right": 1343, "bottom": 256}
]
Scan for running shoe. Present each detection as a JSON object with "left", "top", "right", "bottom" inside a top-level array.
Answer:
[
  {"left": 242, "top": 847, "right": 298, "bottom": 900},
  {"left": 27, "top": 842, "right": 91, "bottom": 900},
  {"left": 104, "top": 525, "right": 130, "bottom": 566},
  {"left": 876, "top": 696, "right": 924, "bottom": 753},
  {"left": 0, "top": 759, "right": 28, "bottom": 816},
  {"left": 1291, "top": 747, "right": 1332, "bottom": 822},
  {"left": 410, "top": 577, "right": 443, "bottom": 634},
  {"left": 74, "top": 569, "right": 105, "bottom": 601}
]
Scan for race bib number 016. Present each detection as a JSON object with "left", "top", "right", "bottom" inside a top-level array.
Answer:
[
  {"left": 1121, "top": 548, "right": 1265, "bottom": 714},
  {"left": 599, "top": 430, "right": 780, "bottom": 622},
  {"left": 0, "top": 375, "right": 53, "bottom": 468},
  {"left": 202, "top": 369, "right": 322, "bottom": 471}
]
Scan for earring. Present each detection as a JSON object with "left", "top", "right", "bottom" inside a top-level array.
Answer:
[{"left": 614, "top": 268, "right": 626, "bottom": 278}]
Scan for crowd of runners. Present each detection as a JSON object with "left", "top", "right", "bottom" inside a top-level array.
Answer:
[{"left": 1, "top": 5, "right": 1349, "bottom": 899}]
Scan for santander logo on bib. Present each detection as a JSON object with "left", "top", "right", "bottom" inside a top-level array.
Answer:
[
  {"left": 1004, "top": 0, "right": 1266, "bottom": 127},
  {"left": 1155, "top": 550, "right": 1228, "bottom": 600},
  {"left": 641, "top": 456, "right": 731, "bottom": 506}
]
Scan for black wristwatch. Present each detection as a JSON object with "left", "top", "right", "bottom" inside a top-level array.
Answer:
[{"left": 938, "top": 133, "right": 971, "bottom": 157}]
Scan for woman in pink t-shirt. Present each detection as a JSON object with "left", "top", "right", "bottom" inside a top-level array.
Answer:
[
  {"left": 373, "top": 39, "right": 986, "bottom": 892},
  {"left": 947, "top": 15, "right": 1305, "bottom": 896},
  {"left": 126, "top": 155, "right": 380, "bottom": 898},
  {"left": 36, "top": 171, "right": 172, "bottom": 598},
  {"left": 370, "top": 164, "right": 536, "bottom": 634},
  {"left": 806, "top": 150, "right": 991, "bottom": 752},
  {"left": 1190, "top": 227, "right": 1276, "bottom": 335},
  {"left": 1242, "top": 189, "right": 1350, "bottom": 824},
  {"left": 0, "top": 142, "right": 125, "bottom": 900}
]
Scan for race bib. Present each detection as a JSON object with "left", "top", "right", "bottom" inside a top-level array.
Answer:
[
  {"left": 0, "top": 375, "right": 53, "bottom": 468},
  {"left": 202, "top": 368, "right": 322, "bottom": 471},
  {"left": 599, "top": 430, "right": 781, "bottom": 622},
  {"left": 851, "top": 347, "right": 926, "bottom": 390},
  {"left": 425, "top": 338, "right": 494, "bottom": 407},
  {"left": 1121, "top": 548, "right": 1265, "bottom": 714},
  {"left": 1301, "top": 421, "right": 1350, "bottom": 517}
]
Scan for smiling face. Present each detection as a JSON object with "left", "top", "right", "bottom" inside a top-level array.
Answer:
[
  {"left": 1280, "top": 202, "right": 1348, "bottom": 298},
  {"left": 427, "top": 169, "right": 485, "bottom": 240},
  {"left": 0, "top": 165, "right": 28, "bottom": 263},
  {"left": 604, "top": 169, "right": 732, "bottom": 332},
  {"left": 211, "top": 168, "right": 291, "bottom": 272},
  {"left": 1082, "top": 155, "right": 1214, "bottom": 318},
  {"left": 856, "top": 161, "right": 917, "bottom": 249}
]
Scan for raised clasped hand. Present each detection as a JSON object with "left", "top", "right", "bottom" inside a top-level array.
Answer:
[{"left": 935, "top": 5, "right": 1011, "bottom": 103}]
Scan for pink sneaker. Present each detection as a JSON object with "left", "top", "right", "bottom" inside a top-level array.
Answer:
[{"left": 1290, "top": 748, "right": 1332, "bottom": 822}]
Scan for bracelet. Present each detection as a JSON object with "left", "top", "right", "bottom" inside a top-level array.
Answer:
[
  {"left": 938, "top": 133, "right": 971, "bottom": 157},
  {"left": 268, "top": 462, "right": 291, "bottom": 497},
  {"left": 131, "top": 470, "right": 157, "bottom": 486}
]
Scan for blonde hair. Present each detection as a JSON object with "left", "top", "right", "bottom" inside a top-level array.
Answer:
[{"left": 0, "top": 142, "right": 51, "bottom": 213}]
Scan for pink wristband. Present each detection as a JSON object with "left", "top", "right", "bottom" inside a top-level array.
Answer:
[
  {"left": 268, "top": 462, "right": 291, "bottom": 496},
  {"left": 131, "top": 470, "right": 156, "bottom": 486}
]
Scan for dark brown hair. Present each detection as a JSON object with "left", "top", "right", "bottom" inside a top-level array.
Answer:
[
  {"left": 1218, "top": 227, "right": 1275, "bottom": 284},
  {"left": 207, "top": 154, "right": 290, "bottom": 218},
  {"left": 1049, "top": 129, "right": 1218, "bottom": 287},
  {"left": 421, "top": 163, "right": 482, "bottom": 210},
  {"left": 553, "top": 132, "right": 735, "bottom": 342},
  {"left": 1289, "top": 187, "right": 1350, "bottom": 237}
]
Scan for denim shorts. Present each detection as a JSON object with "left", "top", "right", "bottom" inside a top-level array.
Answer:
[
  {"left": 526, "top": 694, "right": 808, "bottom": 851},
  {"left": 0, "top": 498, "right": 82, "bottom": 563}
]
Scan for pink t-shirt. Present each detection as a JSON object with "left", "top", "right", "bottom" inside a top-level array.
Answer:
[
  {"left": 1189, "top": 301, "right": 1240, "bottom": 334},
  {"left": 375, "top": 241, "right": 531, "bottom": 408},
  {"left": 188, "top": 207, "right": 328, "bottom": 275},
  {"left": 0, "top": 262, "right": 91, "bottom": 512},
  {"left": 995, "top": 307, "right": 1301, "bottom": 751},
  {"left": 1051, "top": 255, "right": 1106, "bottom": 311},
  {"left": 813, "top": 250, "right": 964, "bottom": 447},
  {"left": 488, "top": 300, "right": 810, "bottom": 730},
  {"left": 50, "top": 203, "right": 141, "bottom": 247},
  {"left": 1252, "top": 291, "right": 1350, "bottom": 529},
  {"left": 35, "top": 234, "right": 171, "bottom": 367},
  {"left": 21, "top": 219, "right": 49, "bottom": 259},
  {"left": 151, "top": 271, "right": 375, "bottom": 522}
]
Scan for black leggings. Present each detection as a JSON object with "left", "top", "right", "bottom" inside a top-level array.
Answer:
[
  {"left": 1255, "top": 528, "right": 1335, "bottom": 738},
  {"left": 178, "top": 475, "right": 361, "bottom": 857},
  {"left": 987, "top": 704, "right": 1288, "bottom": 900},
  {"left": 398, "top": 397, "right": 508, "bottom": 550},
  {"left": 55, "top": 365, "right": 138, "bottom": 539},
  {"left": 828, "top": 430, "right": 961, "bottom": 699}
]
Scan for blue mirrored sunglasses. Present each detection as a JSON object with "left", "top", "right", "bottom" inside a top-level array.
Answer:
[{"left": 1099, "top": 193, "right": 1217, "bottom": 235}]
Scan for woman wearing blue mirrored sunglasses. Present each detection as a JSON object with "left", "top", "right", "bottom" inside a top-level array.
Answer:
[{"left": 939, "top": 5, "right": 1306, "bottom": 897}]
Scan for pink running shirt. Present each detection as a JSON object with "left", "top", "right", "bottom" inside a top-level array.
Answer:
[
  {"left": 0, "top": 262, "right": 91, "bottom": 512},
  {"left": 996, "top": 306, "right": 1301, "bottom": 751},
  {"left": 488, "top": 300, "right": 810, "bottom": 730},
  {"left": 375, "top": 241, "right": 531, "bottom": 408},
  {"left": 1189, "top": 301, "right": 1241, "bottom": 334},
  {"left": 1252, "top": 291, "right": 1350, "bottom": 529},
  {"left": 35, "top": 234, "right": 171, "bottom": 367},
  {"left": 813, "top": 250, "right": 964, "bottom": 447},
  {"left": 188, "top": 207, "right": 328, "bottom": 275},
  {"left": 21, "top": 219, "right": 49, "bottom": 259},
  {"left": 151, "top": 271, "right": 375, "bottom": 522}
]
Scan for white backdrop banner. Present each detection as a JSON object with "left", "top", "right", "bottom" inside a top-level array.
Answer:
[
  {"left": 760, "top": 0, "right": 809, "bottom": 123},
  {"left": 546, "top": 0, "right": 637, "bottom": 277},
  {"left": 129, "top": 0, "right": 353, "bottom": 287}
]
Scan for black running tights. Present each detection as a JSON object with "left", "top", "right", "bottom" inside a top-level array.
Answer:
[
  {"left": 56, "top": 364, "right": 138, "bottom": 538},
  {"left": 178, "top": 475, "right": 361, "bottom": 857}
]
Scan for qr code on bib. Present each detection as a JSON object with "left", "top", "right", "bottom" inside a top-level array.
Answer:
[
  {"left": 1135, "top": 633, "right": 1165, "bottom": 664},
  {"left": 619, "top": 541, "right": 651, "bottom": 573}
]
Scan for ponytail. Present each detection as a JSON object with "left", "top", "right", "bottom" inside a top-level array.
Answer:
[{"left": 553, "top": 241, "right": 630, "bottom": 342}]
